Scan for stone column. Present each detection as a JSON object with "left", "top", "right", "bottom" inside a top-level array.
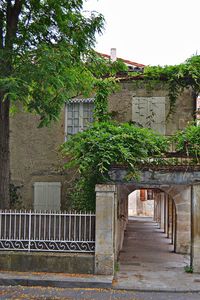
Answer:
[
  {"left": 168, "top": 198, "right": 173, "bottom": 240},
  {"left": 160, "top": 193, "right": 165, "bottom": 231},
  {"left": 95, "top": 184, "right": 116, "bottom": 275},
  {"left": 154, "top": 193, "right": 161, "bottom": 224},
  {"left": 164, "top": 194, "right": 168, "bottom": 234},
  {"left": 164, "top": 186, "right": 191, "bottom": 254},
  {"left": 153, "top": 198, "right": 157, "bottom": 221},
  {"left": 192, "top": 184, "right": 200, "bottom": 272},
  {"left": 174, "top": 188, "right": 191, "bottom": 254}
]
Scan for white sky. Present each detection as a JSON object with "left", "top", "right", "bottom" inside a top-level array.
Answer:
[{"left": 83, "top": 0, "right": 200, "bottom": 66}]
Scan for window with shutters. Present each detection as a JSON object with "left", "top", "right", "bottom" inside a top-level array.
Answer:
[
  {"left": 33, "top": 182, "right": 61, "bottom": 211},
  {"left": 65, "top": 98, "right": 94, "bottom": 137},
  {"left": 132, "top": 97, "right": 166, "bottom": 134}
]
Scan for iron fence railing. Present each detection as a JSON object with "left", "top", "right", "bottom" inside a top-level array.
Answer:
[{"left": 0, "top": 210, "right": 95, "bottom": 253}]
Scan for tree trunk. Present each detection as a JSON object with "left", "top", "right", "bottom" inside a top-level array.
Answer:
[{"left": 0, "top": 93, "right": 10, "bottom": 209}]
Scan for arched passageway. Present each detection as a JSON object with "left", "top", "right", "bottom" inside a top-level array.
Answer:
[
  {"left": 117, "top": 188, "right": 187, "bottom": 281},
  {"left": 94, "top": 170, "right": 200, "bottom": 277},
  {"left": 115, "top": 184, "right": 191, "bottom": 258},
  {"left": 114, "top": 215, "right": 196, "bottom": 290},
  {"left": 128, "top": 189, "right": 176, "bottom": 251}
]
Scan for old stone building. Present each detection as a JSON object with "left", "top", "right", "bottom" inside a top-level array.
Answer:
[
  {"left": 5, "top": 53, "right": 200, "bottom": 275},
  {"left": 10, "top": 79, "right": 194, "bottom": 210}
]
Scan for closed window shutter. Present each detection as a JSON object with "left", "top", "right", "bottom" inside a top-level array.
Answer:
[
  {"left": 140, "top": 189, "right": 146, "bottom": 201},
  {"left": 34, "top": 182, "right": 61, "bottom": 211},
  {"left": 132, "top": 97, "right": 166, "bottom": 134}
]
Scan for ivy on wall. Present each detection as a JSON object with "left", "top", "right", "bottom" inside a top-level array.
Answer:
[
  {"left": 142, "top": 55, "right": 200, "bottom": 116},
  {"left": 61, "top": 122, "right": 200, "bottom": 211},
  {"left": 61, "top": 121, "right": 168, "bottom": 211},
  {"left": 92, "top": 55, "right": 200, "bottom": 120},
  {"left": 61, "top": 55, "right": 200, "bottom": 211}
]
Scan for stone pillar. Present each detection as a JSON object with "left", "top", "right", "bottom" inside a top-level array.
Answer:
[
  {"left": 160, "top": 193, "right": 165, "bottom": 231},
  {"left": 153, "top": 198, "right": 157, "bottom": 221},
  {"left": 174, "top": 188, "right": 191, "bottom": 254},
  {"left": 164, "top": 186, "right": 191, "bottom": 254},
  {"left": 192, "top": 184, "right": 200, "bottom": 273},
  {"left": 168, "top": 198, "right": 173, "bottom": 240},
  {"left": 154, "top": 193, "right": 161, "bottom": 225},
  {"left": 156, "top": 193, "right": 161, "bottom": 227},
  {"left": 95, "top": 184, "right": 116, "bottom": 275},
  {"left": 164, "top": 194, "right": 168, "bottom": 234}
]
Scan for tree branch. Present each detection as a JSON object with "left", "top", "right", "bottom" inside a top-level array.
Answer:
[
  {"left": 0, "top": 9, "right": 4, "bottom": 48},
  {"left": 5, "top": 0, "right": 24, "bottom": 49}
]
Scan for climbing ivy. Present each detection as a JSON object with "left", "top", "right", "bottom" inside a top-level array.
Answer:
[
  {"left": 93, "top": 78, "right": 118, "bottom": 122},
  {"left": 90, "top": 55, "right": 200, "bottom": 121},
  {"left": 61, "top": 55, "right": 200, "bottom": 211},
  {"left": 172, "top": 124, "right": 200, "bottom": 159},
  {"left": 142, "top": 55, "right": 200, "bottom": 116},
  {"left": 86, "top": 54, "right": 128, "bottom": 122},
  {"left": 61, "top": 122, "right": 168, "bottom": 211}
]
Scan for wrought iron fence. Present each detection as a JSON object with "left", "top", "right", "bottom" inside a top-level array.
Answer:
[{"left": 0, "top": 210, "right": 95, "bottom": 253}]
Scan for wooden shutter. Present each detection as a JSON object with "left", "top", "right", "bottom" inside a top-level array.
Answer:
[
  {"left": 140, "top": 189, "right": 146, "bottom": 201},
  {"left": 132, "top": 97, "right": 166, "bottom": 134},
  {"left": 34, "top": 182, "right": 61, "bottom": 211}
]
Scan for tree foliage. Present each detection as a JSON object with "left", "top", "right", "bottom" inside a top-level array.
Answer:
[
  {"left": 0, "top": 0, "right": 105, "bottom": 125},
  {"left": 61, "top": 121, "right": 168, "bottom": 211},
  {"left": 0, "top": 0, "right": 106, "bottom": 208}
]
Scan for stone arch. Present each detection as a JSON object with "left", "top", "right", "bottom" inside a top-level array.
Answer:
[
  {"left": 94, "top": 179, "right": 200, "bottom": 274},
  {"left": 162, "top": 185, "right": 191, "bottom": 254},
  {"left": 117, "top": 183, "right": 191, "bottom": 254}
]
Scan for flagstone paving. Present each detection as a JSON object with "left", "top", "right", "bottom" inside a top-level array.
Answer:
[{"left": 114, "top": 217, "right": 200, "bottom": 291}]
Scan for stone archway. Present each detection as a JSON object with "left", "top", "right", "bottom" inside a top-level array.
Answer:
[
  {"left": 94, "top": 170, "right": 200, "bottom": 275},
  {"left": 161, "top": 185, "right": 191, "bottom": 254},
  {"left": 115, "top": 184, "right": 191, "bottom": 255}
]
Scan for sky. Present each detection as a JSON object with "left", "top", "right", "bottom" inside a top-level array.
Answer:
[{"left": 83, "top": 0, "right": 200, "bottom": 66}]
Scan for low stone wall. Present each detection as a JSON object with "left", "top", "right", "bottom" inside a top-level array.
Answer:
[{"left": 0, "top": 252, "right": 94, "bottom": 274}]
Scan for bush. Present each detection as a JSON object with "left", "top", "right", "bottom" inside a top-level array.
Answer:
[
  {"left": 61, "top": 121, "right": 168, "bottom": 211},
  {"left": 172, "top": 125, "right": 200, "bottom": 158}
]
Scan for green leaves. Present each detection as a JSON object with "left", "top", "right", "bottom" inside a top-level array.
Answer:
[
  {"left": 93, "top": 78, "right": 118, "bottom": 122},
  {"left": 172, "top": 124, "right": 200, "bottom": 158},
  {"left": 1, "top": 0, "right": 106, "bottom": 126},
  {"left": 143, "top": 55, "right": 200, "bottom": 116},
  {"left": 61, "top": 121, "right": 168, "bottom": 210},
  {"left": 61, "top": 121, "right": 200, "bottom": 211}
]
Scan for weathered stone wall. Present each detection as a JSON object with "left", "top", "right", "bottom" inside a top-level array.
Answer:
[
  {"left": 192, "top": 184, "right": 200, "bottom": 272},
  {"left": 10, "top": 109, "right": 75, "bottom": 209},
  {"left": 95, "top": 184, "right": 116, "bottom": 275},
  {"left": 10, "top": 81, "right": 194, "bottom": 208},
  {"left": 164, "top": 186, "right": 191, "bottom": 254},
  {"left": 114, "top": 185, "right": 129, "bottom": 258},
  {"left": 0, "top": 252, "right": 94, "bottom": 274},
  {"left": 108, "top": 81, "right": 194, "bottom": 135}
]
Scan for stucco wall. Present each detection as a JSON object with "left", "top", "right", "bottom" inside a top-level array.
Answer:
[
  {"left": 10, "top": 81, "right": 194, "bottom": 208},
  {"left": 0, "top": 252, "right": 94, "bottom": 274},
  {"left": 10, "top": 109, "right": 72, "bottom": 209},
  {"left": 108, "top": 81, "right": 194, "bottom": 135}
]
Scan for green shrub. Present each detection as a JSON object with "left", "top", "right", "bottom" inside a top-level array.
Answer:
[
  {"left": 172, "top": 125, "right": 200, "bottom": 158},
  {"left": 61, "top": 121, "right": 168, "bottom": 211}
]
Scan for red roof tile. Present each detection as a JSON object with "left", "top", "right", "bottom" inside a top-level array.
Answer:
[{"left": 97, "top": 52, "right": 145, "bottom": 68}]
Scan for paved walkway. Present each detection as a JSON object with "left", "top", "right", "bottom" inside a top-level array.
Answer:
[{"left": 113, "top": 216, "right": 200, "bottom": 291}]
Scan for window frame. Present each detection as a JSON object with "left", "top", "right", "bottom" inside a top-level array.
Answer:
[{"left": 65, "top": 98, "right": 94, "bottom": 139}]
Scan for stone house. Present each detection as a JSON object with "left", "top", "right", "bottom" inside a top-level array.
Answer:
[
  {"left": 6, "top": 52, "right": 200, "bottom": 275},
  {"left": 10, "top": 53, "right": 195, "bottom": 211}
]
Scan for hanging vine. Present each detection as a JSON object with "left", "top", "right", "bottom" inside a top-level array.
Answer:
[
  {"left": 142, "top": 55, "right": 200, "bottom": 116},
  {"left": 91, "top": 54, "right": 200, "bottom": 120}
]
